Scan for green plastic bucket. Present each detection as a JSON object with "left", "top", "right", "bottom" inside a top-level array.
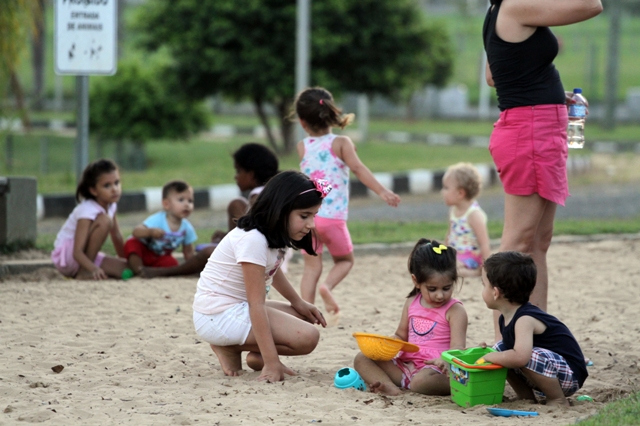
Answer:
[{"left": 441, "top": 347, "right": 508, "bottom": 408}]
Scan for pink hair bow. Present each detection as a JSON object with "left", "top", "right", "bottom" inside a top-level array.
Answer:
[{"left": 300, "top": 179, "right": 332, "bottom": 198}]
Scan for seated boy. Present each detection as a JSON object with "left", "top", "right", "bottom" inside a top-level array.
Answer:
[
  {"left": 211, "top": 142, "right": 279, "bottom": 243},
  {"left": 124, "top": 180, "right": 198, "bottom": 275},
  {"left": 480, "top": 251, "right": 588, "bottom": 407}
]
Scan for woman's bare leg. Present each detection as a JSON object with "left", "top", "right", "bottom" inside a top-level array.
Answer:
[{"left": 494, "top": 193, "right": 556, "bottom": 340}]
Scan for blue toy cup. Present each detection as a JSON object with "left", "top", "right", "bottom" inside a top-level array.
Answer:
[{"left": 334, "top": 367, "right": 366, "bottom": 391}]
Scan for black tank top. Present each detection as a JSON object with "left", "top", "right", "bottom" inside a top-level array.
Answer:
[
  {"left": 483, "top": 0, "right": 565, "bottom": 111},
  {"left": 499, "top": 303, "right": 588, "bottom": 388}
]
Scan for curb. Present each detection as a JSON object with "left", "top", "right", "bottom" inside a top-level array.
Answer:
[
  {"left": 35, "top": 155, "right": 592, "bottom": 220},
  {"left": 37, "top": 164, "right": 501, "bottom": 219}
]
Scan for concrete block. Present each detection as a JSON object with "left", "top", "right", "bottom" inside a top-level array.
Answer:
[
  {"left": 370, "top": 173, "right": 394, "bottom": 197},
  {"left": 427, "top": 133, "right": 454, "bottom": 146},
  {"left": 386, "top": 131, "right": 411, "bottom": 143},
  {"left": 407, "top": 169, "right": 434, "bottom": 194},
  {"left": 0, "top": 177, "right": 37, "bottom": 246},
  {"left": 143, "top": 187, "right": 163, "bottom": 212},
  {"left": 209, "top": 184, "right": 240, "bottom": 211}
]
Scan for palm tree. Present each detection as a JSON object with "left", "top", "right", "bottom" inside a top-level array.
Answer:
[{"left": 0, "top": 0, "right": 43, "bottom": 128}]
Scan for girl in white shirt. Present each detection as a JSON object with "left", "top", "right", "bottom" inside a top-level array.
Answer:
[{"left": 193, "top": 171, "right": 329, "bottom": 383}]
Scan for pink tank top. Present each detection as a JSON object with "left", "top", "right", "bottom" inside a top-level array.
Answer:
[{"left": 397, "top": 295, "right": 461, "bottom": 364}]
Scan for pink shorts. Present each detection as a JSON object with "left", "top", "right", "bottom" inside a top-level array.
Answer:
[
  {"left": 51, "top": 238, "right": 106, "bottom": 277},
  {"left": 457, "top": 250, "right": 483, "bottom": 270},
  {"left": 312, "top": 217, "right": 353, "bottom": 257},
  {"left": 489, "top": 104, "right": 569, "bottom": 206}
]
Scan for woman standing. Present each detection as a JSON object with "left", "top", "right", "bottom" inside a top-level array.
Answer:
[{"left": 483, "top": 0, "right": 602, "bottom": 325}]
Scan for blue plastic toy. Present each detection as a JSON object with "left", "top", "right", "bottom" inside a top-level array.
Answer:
[{"left": 334, "top": 367, "right": 366, "bottom": 391}]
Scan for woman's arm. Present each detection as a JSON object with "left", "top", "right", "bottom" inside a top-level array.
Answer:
[
  {"left": 242, "top": 262, "right": 284, "bottom": 381},
  {"left": 334, "top": 136, "right": 400, "bottom": 207},
  {"left": 111, "top": 215, "right": 125, "bottom": 258},
  {"left": 271, "top": 269, "right": 326, "bottom": 327},
  {"left": 502, "top": 0, "right": 603, "bottom": 28},
  {"left": 467, "top": 210, "right": 492, "bottom": 263}
]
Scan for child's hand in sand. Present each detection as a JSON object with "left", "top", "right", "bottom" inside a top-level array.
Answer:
[
  {"left": 292, "top": 299, "right": 327, "bottom": 327},
  {"left": 257, "top": 361, "right": 296, "bottom": 383}
]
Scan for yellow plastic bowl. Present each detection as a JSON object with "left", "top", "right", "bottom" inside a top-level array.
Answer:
[{"left": 353, "top": 332, "right": 418, "bottom": 361}]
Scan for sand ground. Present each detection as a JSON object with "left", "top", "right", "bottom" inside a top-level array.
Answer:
[{"left": 1, "top": 236, "right": 640, "bottom": 425}]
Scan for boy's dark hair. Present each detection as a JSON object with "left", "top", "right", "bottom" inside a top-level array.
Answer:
[
  {"left": 232, "top": 143, "right": 279, "bottom": 186},
  {"left": 294, "top": 87, "right": 354, "bottom": 133},
  {"left": 484, "top": 251, "right": 537, "bottom": 304},
  {"left": 162, "top": 180, "right": 191, "bottom": 199},
  {"left": 236, "top": 170, "right": 322, "bottom": 254},
  {"left": 406, "top": 239, "right": 458, "bottom": 297},
  {"left": 76, "top": 158, "right": 118, "bottom": 202}
]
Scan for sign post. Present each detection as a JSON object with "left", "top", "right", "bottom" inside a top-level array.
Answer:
[{"left": 54, "top": 0, "right": 118, "bottom": 183}]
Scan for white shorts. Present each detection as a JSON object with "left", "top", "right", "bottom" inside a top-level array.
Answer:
[{"left": 193, "top": 302, "right": 251, "bottom": 346}]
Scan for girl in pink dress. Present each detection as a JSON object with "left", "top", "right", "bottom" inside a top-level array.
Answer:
[{"left": 354, "top": 239, "right": 468, "bottom": 396}]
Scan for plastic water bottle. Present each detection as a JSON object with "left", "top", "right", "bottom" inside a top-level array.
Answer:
[{"left": 567, "top": 88, "right": 587, "bottom": 149}]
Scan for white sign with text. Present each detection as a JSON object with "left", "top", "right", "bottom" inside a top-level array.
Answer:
[{"left": 54, "top": 0, "right": 118, "bottom": 75}]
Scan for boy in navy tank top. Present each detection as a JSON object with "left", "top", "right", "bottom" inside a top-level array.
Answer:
[{"left": 479, "top": 251, "right": 588, "bottom": 407}]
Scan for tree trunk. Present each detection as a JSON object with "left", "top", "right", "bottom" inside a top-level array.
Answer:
[
  {"left": 10, "top": 71, "right": 31, "bottom": 130},
  {"left": 276, "top": 98, "right": 295, "bottom": 154},
  {"left": 129, "top": 140, "right": 147, "bottom": 171},
  {"left": 31, "top": 0, "right": 46, "bottom": 111},
  {"left": 603, "top": 0, "right": 621, "bottom": 130},
  {"left": 254, "top": 98, "right": 278, "bottom": 152}
]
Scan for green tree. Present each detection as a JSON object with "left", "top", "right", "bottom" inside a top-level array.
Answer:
[
  {"left": 89, "top": 60, "right": 208, "bottom": 170},
  {"left": 0, "top": 0, "right": 42, "bottom": 127},
  {"left": 134, "top": 0, "right": 453, "bottom": 153}
]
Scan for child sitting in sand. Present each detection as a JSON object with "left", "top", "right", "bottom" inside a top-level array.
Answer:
[
  {"left": 123, "top": 180, "right": 198, "bottom": 275},
  {"left": 441, "top": 162, "right": 491, "bottom": 277},
  {"left": 353, "top": 239, "right": 467, "bottom": 395},
  {"left": 51, "top": 158, "right": 129, "bottom": 280},
  {"left": 480, "top": 251, "right": 588, "bottom": 406},
  {"left": 209, "top": 142, "right": 280, "bottom": 245}
]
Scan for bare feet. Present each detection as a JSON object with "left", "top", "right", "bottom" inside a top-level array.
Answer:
[
  {"left": 370, "top": 381, "right": 402, "bottom": 396},
  {"left": 319, "top": 284, "right": 340, "bottom": 314},
  {"left": 545, "top": 397, "right": 570, "bottom": 407},
  {"left": 246, "top": 352, "right": 264, "bottom": 371},
  {"left": 210, "top": 344, "right": 243, "bottom": 376}
]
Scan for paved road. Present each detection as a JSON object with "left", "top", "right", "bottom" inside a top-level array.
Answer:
[{"left": 348, "top": 182, "right": 640, "bottom": 222}]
